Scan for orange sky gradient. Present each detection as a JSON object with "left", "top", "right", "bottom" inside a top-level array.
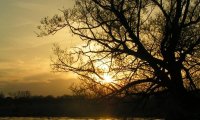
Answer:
[{"left": 0, "top": 0, "right": 82, "bottom": 96}]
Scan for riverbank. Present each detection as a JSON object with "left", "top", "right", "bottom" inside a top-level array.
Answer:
[{"left": 0, "top": 91, "right": 200, "bottom": 119}]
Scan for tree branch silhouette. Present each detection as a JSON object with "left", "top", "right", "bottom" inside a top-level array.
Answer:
[{"left": 38, "top": 0, "right": 200, "bottom": 98}]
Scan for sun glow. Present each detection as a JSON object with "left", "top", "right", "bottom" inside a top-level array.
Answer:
[
  {"left": 91, "top": 59, "right": 116, "bottom": 84},
  {"left": 103, "top": 74, "right": 114, "bottom": 83}
]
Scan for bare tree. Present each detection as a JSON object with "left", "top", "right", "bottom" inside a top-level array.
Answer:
[{"left": 38, "top": 0, "right": 200, "bottom": 98}]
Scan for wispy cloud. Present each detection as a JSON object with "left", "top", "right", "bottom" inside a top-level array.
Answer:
[{"left": 0, "top": 0, "right": 80, "bottom": 96}]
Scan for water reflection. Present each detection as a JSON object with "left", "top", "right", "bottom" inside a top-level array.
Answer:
[{"left": 0, "top": 118, "right": 164, "bottom": 120}]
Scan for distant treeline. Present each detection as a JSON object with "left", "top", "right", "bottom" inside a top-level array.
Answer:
[{"left": 0, "top": 90, "right": 200, "bottom": 118}]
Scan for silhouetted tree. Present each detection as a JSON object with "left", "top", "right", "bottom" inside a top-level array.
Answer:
[
  {"left": 8, "top": 91, "right": 31, "bottom": 99},
  {"left": 0, "top": 92, "right": 5, "bottom": 99},
  {"left": 38, "top": 0, "right": 200, "bottom": 97}
]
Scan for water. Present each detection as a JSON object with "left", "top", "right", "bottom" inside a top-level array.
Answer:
[{"left": 0, "top": 117, "right": 164, "bottom": 120}]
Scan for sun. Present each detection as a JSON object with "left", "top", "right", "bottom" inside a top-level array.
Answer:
[{"left": 103, "top": 74, "right": 114, "bottom": 83}]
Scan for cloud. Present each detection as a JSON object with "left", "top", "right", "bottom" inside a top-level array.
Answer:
[
  {"left": 0, "top": 55, "right": 78, "bottom": 96},
  {"left": 0, "top": 78, "right": 77, "bottom": 96},
  {"left": 0, "top": 0, "right": 82, "bottom": 96}
]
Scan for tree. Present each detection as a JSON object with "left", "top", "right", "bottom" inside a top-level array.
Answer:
[
  {"left": 9, "top": 91, "right": 31, "bottom": 99},
  {"left": 0, "top": 91, "right": 5, "bottom": 99},
  {"left": 38, "top": 0, "right": 199, "bottom": 98}
]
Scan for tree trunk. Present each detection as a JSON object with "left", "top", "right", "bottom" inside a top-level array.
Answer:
[
  {"left": 165, "top": 67, "right": 200, "bottom": 119},
  {"left": 164, "top": 63, "right": 196, "bottom": 119},
  {"left": 165, "top": 91, "right": 200, "bottom": 120}
]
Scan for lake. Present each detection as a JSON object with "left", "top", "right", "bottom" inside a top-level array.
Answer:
[{"left": 0, "top": 117, "right": 164, "bottom": 120}]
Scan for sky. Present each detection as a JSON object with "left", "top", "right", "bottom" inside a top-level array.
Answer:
[{"left": 0, "top": 0, "right": 81, "bottom": 96}]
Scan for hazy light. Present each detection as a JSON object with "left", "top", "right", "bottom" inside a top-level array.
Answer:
[{"left": 103, "top": 74, "right": 114, "bottom": 83}]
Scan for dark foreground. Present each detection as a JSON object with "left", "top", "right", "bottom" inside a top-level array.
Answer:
[
  {"left": 0, "top": 91, "right": 200, "bottom": 119},
  {"left": 0, "top": 117, "right": 164, "bottom": 120}
]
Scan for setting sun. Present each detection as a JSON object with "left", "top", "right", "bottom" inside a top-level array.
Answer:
[{"left": 103, "top": 74, "right": 114, "bottom": 83}]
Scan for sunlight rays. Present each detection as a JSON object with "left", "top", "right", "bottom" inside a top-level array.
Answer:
[{"left": 102, "top": 74, "right": 114, "bottom": 83}]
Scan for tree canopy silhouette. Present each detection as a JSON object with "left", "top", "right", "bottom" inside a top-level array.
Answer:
[{"left": 38, "top": 0, "right": 200, "bottom": 97}]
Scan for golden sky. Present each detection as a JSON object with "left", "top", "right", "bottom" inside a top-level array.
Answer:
[{"left": 0, "top": 0, "right": 80, "bottom": 96}]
